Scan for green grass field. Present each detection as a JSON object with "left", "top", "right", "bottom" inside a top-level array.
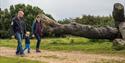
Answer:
[
  {"left": 0, "top": 56, "right": 45, "bottom": 63},
  {"left": 0, "top": 37, "right": 125, "bottom": 57}
]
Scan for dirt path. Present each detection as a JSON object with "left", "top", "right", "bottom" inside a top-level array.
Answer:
[{"left": 0, "top": 47, "right": 125, "bottom": 63}]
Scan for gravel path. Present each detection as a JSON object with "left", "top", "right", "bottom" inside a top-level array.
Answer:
[{"left": 0, "top": 47, "right": 125, "bottom": 63}]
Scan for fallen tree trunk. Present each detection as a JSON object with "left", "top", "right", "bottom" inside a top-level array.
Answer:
[
  {"left": 39, "top": 3, "right": 125, "bottom": 50},
  {"left": 53, "top": 23, "right": 118, "bottom": 39},
  {"left": 39, "top": 3, "right": 124, "bottom": 40}
]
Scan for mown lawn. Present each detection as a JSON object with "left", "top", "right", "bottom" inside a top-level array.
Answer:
[
  {"left": 0, "top": 36, "right": 125, "bottom": 57},
  {"left": 0, "top": 56, "right": 46, "bottom": 63}
]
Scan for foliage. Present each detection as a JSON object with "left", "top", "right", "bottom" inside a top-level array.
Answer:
[{"left": 58, "top": 15, "right": 115, "bottom": 27}]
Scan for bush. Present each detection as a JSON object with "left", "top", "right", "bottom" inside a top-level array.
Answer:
[{"left": 0, "top": 30, "right": 10, "bottom": 38}]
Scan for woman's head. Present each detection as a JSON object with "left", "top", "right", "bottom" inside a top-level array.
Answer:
[{"left": 36, "top": 15, "right": 41, "bottom": 22}]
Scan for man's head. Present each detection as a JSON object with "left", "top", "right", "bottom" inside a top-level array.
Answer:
[{"left": 17, "top": 11, "right": 24, "bottom": 18}]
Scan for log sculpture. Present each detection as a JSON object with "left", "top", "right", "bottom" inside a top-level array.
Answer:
[{"left": 39, "top": 3, "right": 125, "bottom": 50}]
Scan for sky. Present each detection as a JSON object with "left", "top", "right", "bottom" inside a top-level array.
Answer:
[{"left": 0, "top": 0, "right": 125, "bottom": 20}]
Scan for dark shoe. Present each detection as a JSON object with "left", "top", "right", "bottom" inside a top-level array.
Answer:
[
  {"left": 36, "top": 50, "right": 41, "bottom": 53},
  {"left": 28, "top": 51, "right": 30, "bottom": 53},
  {"left": 20, "top": 53, "right": 25, "bottom": 57},
  {"left": 16, "top": 51, "right": 20, "bottom": 55},
  {"left": 20, "top": 51, "right": 25, "bottom": 57},
  {"left": 16, "top": 53, "right": 20, "bottom": 56},
  {"left": 36, "top": 49, "right": 41, "bottom": 53}
]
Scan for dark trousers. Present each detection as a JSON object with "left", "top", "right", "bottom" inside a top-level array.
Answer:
[{"left": 35, "top": 34, "right": 41, "bottom": 49}]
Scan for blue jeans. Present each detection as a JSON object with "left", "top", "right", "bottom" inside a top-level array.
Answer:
[
  {"left": 35, "top": 34, "right": 41, "bottom": 49},
  {"left": 24, "top": 44, "right": 30, "bottom": 52},
  {"left": 15, "top": 32, "right": 24, "bottom": 54}
]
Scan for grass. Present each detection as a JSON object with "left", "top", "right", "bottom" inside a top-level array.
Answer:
[
  {"left": 93, "top": 59, "right": 125, "bottom": 63},
  {"left": 42, "top": 55, "right": 66, "bottom": 60},
  {"left": 0, "top": 56, "right": 46, "bottom": 63},
  {"left": 0, "top": 36, "right": 125, "bottom": 57}
]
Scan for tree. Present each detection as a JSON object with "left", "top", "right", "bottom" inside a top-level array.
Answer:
[{"left": 10, "top": 5, "right": 15, "bottom": 18}]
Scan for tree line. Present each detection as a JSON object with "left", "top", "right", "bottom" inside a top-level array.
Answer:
[{"left": 58, "top": 15, "right": 115, "bottom": 27}]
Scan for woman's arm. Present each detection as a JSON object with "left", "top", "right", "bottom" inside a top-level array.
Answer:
[{"left": 32, "top": 21, "right": 35, "bottom": 34}]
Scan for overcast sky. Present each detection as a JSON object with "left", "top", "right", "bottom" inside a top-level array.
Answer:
[{"left": 0, "top": 0, "right": 125, "bottom": 20}]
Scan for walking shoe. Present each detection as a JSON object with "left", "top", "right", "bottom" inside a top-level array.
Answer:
[
  {"left": 28, "top": 51, "right": 30, "bottom": 53},
  {"left": 36, "top": 49, "right": 41, "bottom": 53},
  {"left": 16, "top": 51, "right": 20, "bottom": 55}
]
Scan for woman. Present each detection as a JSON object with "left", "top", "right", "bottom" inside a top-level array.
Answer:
[{"left": 32, "top": 15, "right": 43, "bottom": 53}]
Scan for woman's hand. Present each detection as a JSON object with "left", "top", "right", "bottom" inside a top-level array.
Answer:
[{"left": 32, "top": 34, "right": 35, "bottom": 38}]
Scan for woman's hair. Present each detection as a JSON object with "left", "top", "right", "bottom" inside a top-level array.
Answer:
[
  {"left": 36, "top": 15, "right": 40, "bottom": 19},
  {"left": 35, "top": 15, "right": 41, "bottom": 22}
]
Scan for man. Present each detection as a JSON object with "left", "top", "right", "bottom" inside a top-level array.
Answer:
[{"left": 11, "top": 11, "right": 26, "bottom": 56}]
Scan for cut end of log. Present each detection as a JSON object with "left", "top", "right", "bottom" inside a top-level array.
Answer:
[{"left": 114, "top": 3, "right": 124, "bottom": 10}]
